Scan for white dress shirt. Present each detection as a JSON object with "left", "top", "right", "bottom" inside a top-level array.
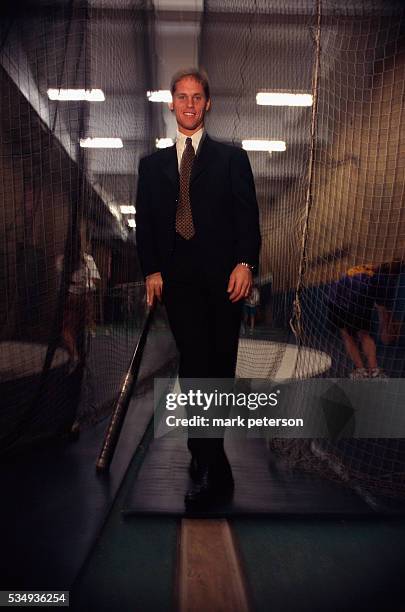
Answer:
[{"left": 175, "top": 128, "right": 204, "bottom": 169}]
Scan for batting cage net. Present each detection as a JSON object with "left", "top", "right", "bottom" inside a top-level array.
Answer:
[
  {"left": 201, "top": 0, "right": 405, "bottom": 500},
  {"left": 1, "top": 0, "right": 404, "bottom": 500},
  {"left": 0, "top": 0, "right": 173, "bottom": 456}
]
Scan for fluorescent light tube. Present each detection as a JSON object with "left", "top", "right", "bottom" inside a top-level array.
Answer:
[
  {"left": 80, "top": 138, "right": 123, "bottom": 148},
  {"left": 242, "top": 140, "right": 286, "bottom": 152},
  {"left": 147, "top": 90, "right": 172, "bottom": 103},
  {"left": 256, "top": 92, "right": 312, "bottom": 106},
  {"left": 47, "top": 88, "right": 105, "bottom": 101},
  {"left": 156, "top": 138, "right": 174, "bottom": 149},
  {"left": 120, "top": 205, "right": 136, "bottom": 214}
]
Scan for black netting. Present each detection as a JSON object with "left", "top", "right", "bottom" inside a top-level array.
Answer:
[
  {"left": 202, "top": 0, "right": 405, "bottom": 499},
  {"left": 0, "top": 0, "right": 170, "bottom": 455},
  {"left": 1, "top": 0, "right": 404, "bottom": 501}
]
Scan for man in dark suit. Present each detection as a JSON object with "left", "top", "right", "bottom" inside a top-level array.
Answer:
[{"left": 136, "top": 68, "right": 261, "bottom": 507}]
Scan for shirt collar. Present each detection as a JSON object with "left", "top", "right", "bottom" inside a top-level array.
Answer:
[{"left": 176, "top": 127, "right": 204, "bottom": 152}]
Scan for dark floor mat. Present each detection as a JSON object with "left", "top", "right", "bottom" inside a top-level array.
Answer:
[
  {"left": 122, "top": 435, "right": 395, "bottom": 517},
  {"left": 0, "top": 328, "right": 177, "bottom": 590}
]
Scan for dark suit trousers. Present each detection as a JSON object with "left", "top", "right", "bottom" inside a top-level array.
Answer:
[{"left": 163, "top": 235, "right": 242, "bottom": 463}]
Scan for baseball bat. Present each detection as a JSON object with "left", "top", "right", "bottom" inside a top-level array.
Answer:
[{"left": 96, "top": 303, "right": 155, "bottom": 471}]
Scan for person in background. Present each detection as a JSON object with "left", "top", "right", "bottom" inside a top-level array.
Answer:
[
  {"left": 243, "top": 284, "right": 260, "bottom": 332},
  {"left": 56, "top": 250, "right": 101, "bottom": 360},
  {"left": 258, "top": 271, "right": 273, "bottom": 327},
  {"left": 328, "top": 261, "right": 402, "bottom": 378}
]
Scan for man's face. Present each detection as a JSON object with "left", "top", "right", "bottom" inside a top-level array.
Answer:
[{"left": 169, "top": 76, "right": 211, "bottom": 136}]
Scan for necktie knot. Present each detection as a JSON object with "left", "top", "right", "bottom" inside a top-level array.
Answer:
[{"left": 184, "top": 137, "right": 194, "bottom": 158}]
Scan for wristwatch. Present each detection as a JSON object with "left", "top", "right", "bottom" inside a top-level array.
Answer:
[{"left": 238, "top": 262, "right": 254, "bottom": 272}]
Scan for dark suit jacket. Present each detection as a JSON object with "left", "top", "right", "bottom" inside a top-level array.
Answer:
[{"left": 135, "top": 134, "right": 261, "bottom": 280}]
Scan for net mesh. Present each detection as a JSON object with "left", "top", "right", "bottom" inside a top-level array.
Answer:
[
  {"left": 1, "top": 0, "right": 404, "bottom": 501},
  {"left": 0, "top": 0, "right": 173, "bottom": 455},
  {"left": 201, "top": 0, "right": 405, "bottom": 499}
]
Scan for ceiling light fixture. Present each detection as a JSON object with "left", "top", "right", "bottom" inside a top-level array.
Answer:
[
  {"left": 80, "top": 138, "right": 123, "bottom": 148},
  {"left": 147, "top": 90, "right": 172, "bottom": 103},
  {"left": 242, "top": 140, "right": 286, "bottom": 152},
  {"left": 256, "top": 92, "right": 312, "bottom": 106},
  {"left": 47, "top": 88, "right": 105, "bottom": 101},
  {"left": 120, "top": 205, "right": 136, "bottom": 214},
  {"left": 156, "top": 138, "right": 174, "bottom": 149}
]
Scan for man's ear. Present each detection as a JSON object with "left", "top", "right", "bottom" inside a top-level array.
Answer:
[
  {"left": 168, "top": 102, "right": 174, "bottom": 111},
  {"left": 205, "top": 98, "right": 211, "bottom": 112}
]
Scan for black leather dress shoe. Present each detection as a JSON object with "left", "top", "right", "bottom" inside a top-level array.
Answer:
[{"left": 185, "top": 464, "right": 234, "bottom": 508}]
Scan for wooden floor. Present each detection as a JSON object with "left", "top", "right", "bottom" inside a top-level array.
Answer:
[{"left": 178, "top": 519, "right": 251, "bottom": 612}]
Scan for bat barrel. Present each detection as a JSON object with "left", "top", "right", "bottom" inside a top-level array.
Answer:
[{"left": 96, "top": 303, "right": 155, "bottom": 472}]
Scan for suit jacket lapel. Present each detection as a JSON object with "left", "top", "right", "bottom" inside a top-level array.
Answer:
[
  {"left": 160, "top": 134, "right": 214, "bottom": 190},
  {"left": 191, "top": 134, "right": 214, "bottom": 185},
  {"left": 161, "top": 145, "right": 179, "bottom": 191}
]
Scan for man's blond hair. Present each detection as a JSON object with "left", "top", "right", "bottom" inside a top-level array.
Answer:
[{"left": 170, "top": 68, "right": 210, "bottom": 100}]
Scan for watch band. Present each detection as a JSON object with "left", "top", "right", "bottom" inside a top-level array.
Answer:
[{"left": 238, "top": 262, "right": 254, "bottom": 272}]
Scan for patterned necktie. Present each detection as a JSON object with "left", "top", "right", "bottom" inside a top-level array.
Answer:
[{"left": 176, "top": 137, "right": 195, "bottom": 240}]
